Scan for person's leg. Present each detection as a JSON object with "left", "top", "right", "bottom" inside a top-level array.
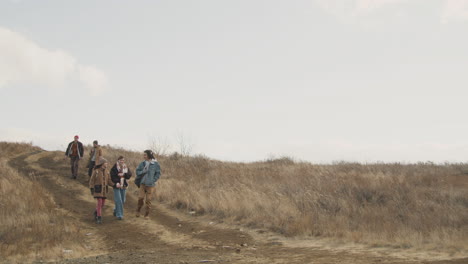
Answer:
[
  {"left": 114, "top": 189, "right": 123, "bottom": 218},
  {"left": 122, "top": 188, "right": 127, "bottom": 205},
  {"left": 70, "top": 157, "right": 75, "bottom": 178},
  {"left": 97, "top": 198, "right": 105, "bottom": 224},
  {"left": 95, "top": 198, "right": 101, "bottom": 224},
  {"left": 73, "top": 157, "right": 80, "bottom": 178},
  {"left": 121, "top": 189, "right": 127, "bottom": 217},
  {"left": 96, "top": 198, "right": 103, "bottom": 217},
  {"left": 88, "top": 161, "right": 95, "bottom": 177},
  {"left": 144, "top": 186, "right": 154, "bottom": 218},
  {"left": 113, "top": 188, "right": 117, "bottom": 216},
  {"left": 136, "top": 185, "right": 145, "bottom": 217}
]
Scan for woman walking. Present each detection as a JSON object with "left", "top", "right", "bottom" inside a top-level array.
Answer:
[
  {"left": 135, "top": 150, "right": 161, "bottom": 219},
  {"left": 89, "top": 157, "right": 111, "bottom": 224},
  {"left": 110, "top": 156, "right": 132, "bottom": 220}
]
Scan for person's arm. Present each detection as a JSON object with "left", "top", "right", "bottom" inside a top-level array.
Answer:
[
  {"left": 109, "top": 166, "right": 120, "bottom": 186},
  {"left": 154, "top": 163, "right": 161, "bottom": 182},
  {"left": 65, "top": 143, "right": 71, "bottom": 156},
  {"left": 134, "top": 162, "right": 146, "bottom": 188},
  {"left": 106, "top": 171, "right": 116, "bottom": 188},
  {"left": 79, "top": 142, "right": 84, "bottom": 158},
  {"left": 136, "top": 162, "right": 146, "bottom": 177},
  {"left": 124, "top": 168, "right": 132, "bottom": 179},
  {"left": 109, "top": 165, "right": 118, "bottom": 178}
]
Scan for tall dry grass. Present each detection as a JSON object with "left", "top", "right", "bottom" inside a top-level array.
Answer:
[
  {"left": 4, "top": 141, "right": 465, "bottom": 256},
  {"left": 0, "top": 142, "right": 85, "bottom": 263},
  {"left": 101, "top": 146, "right": 468, "bottom": 251}
]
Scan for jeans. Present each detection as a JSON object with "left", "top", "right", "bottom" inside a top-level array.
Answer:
[{"left": 113, "top": 188, "right": 127, "bottom": 218}]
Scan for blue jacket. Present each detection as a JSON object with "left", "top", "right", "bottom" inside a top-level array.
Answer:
[{"left": 135, "top": 160, "right": 161, "bottom": 187}]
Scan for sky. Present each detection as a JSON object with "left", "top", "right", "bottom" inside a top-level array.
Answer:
[{"left": 1, "top": 0, "right": 468, "bottom": 163}]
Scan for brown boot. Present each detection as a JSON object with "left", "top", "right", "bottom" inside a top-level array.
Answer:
[{"left": 136, "top": 199, "right": 144, "bottom": 217}]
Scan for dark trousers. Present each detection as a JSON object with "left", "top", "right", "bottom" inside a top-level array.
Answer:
[
  {"left": 70, "top": 156, "right": 80, "bottom": 178},
  {"left": 88, "top": 161, "right": 96, "bottom": 177}
]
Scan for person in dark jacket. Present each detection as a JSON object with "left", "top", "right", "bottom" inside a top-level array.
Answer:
[
  {"left": 135, "top": 150, "right": 161, "bottom": 218},
  {"left": 109, "top": 156, "right": 132, "bottom": 220},
  {"left": 65, "top": 135, "right": 84, "bottom": 179}
]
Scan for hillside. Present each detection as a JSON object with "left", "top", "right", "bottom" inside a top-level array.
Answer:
[{"left": 0, "top": 142, "right": 467, "bottom": 263}]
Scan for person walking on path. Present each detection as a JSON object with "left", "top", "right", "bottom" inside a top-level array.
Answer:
[
  {"left": 109, "top": 156, "right": 132, "bottom": 220},
  {"left": 65, "top": 135, "right": 84, "bottom": 179},
  {"left": 89, "top": 157, "right": 111, "bottom": 224},
  {"left": 135, "top": 150, "right": 161, "bottom": 219},
  {"left": 87, "top": 140, "right": 102, "bottom": 177}
]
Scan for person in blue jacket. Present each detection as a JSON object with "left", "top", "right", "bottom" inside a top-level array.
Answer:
[{"left": 135, "top": 150, "right": 161, "bottom": 218}]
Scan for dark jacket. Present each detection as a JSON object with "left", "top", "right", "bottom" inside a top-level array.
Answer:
[
  {"left": 109, "top": 163, "right": 132, "bottom": 189},
  {"left": 65, "top": 141, "right": 84, "bottom": 158}
]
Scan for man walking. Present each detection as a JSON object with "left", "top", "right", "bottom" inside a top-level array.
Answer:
[
  {"left": 65, "top": 135, "right": 84, "bottom": 179},
  {"left": 135, "top": 150, "right": 161, "bottom": 219},
  {"left": 87, "top": 140, "right": 102, "bottom": 177}
]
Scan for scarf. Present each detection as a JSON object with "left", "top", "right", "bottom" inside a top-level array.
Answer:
[{"left": 116, "top": 162, "right": 128, "bottom": 174}]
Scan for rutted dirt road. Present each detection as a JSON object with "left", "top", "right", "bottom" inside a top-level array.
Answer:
[{"left": 8, "top": 151, "right": 468, "bottom": 264}]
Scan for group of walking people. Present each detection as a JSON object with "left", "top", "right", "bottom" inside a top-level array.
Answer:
[{"left": 65, "top": 135, "right": 161, "bottom": 224}]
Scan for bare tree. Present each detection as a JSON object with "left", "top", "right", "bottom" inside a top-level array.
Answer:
[
  {"left": 148, "top": 136, "right": 172, "bottom": 157},
  {"left": 175, "top": 132, "right": 194, "bottom": 156}
]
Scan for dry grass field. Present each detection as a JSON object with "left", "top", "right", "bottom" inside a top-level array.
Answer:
[
  {"left": 1, "top": 141, "right": 467, "bottom": 263},
  {"left": 104, "top": 145, "right": 468, "bottom": 252},
  {"left": 0, "top": 142, "right": 87, "bottom": 263}
]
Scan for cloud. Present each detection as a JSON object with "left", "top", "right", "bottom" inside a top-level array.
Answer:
[
  {"left": 354, "top": 0, "right": 409, "bottom": 14},
  {"left": 0, "top": 26, "right": 109, "bottom": 96},
  {"left": 78, "top": 65, "right": 109, "bottom": 96},
  {"left": 313, "top": 0, "right": 409, "bottom": 18},
  {"left": 441, "top": 0, "right": 468, "bottom": 23},
  {"left": 314, "top": 0, "right": 468, "bottom": 23}
]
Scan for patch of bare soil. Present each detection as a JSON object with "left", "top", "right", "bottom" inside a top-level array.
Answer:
[{"left": 8, "top": 151, "right": 468, "bottom": 264}]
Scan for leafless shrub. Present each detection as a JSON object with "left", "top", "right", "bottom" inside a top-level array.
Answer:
[{"left": 148, "top": 136, "right": 172, "bottom": 157}]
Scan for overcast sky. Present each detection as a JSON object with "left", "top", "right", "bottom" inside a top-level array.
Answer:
[{"left": 1, "top": 0, "right": 468, "bottom": 162}]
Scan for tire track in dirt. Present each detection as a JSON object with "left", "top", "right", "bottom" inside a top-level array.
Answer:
[
  {"left": 9, "top": 150, "right": 468, "bottom": 264},
  {"left": 9, "top": 152, "right": 241, "bottom": 263}
]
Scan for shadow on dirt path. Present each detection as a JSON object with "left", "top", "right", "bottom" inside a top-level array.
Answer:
[{"left": 8, "top": 151, "right": 468, "bottom": 264}]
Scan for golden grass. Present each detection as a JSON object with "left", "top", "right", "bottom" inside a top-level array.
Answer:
[
  {"left": 0, "top": 142, "right": 86, "bottom": 263},
  {"left": 102, "top": 146, "right": 468, "bottom": 251},
  {"left": 2, "top": 141, "right": 467, "bottom": 260}
]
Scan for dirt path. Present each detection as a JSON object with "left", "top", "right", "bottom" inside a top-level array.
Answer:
[{"left": 8, "top": 151, "right": 468, "bottom": 264}]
